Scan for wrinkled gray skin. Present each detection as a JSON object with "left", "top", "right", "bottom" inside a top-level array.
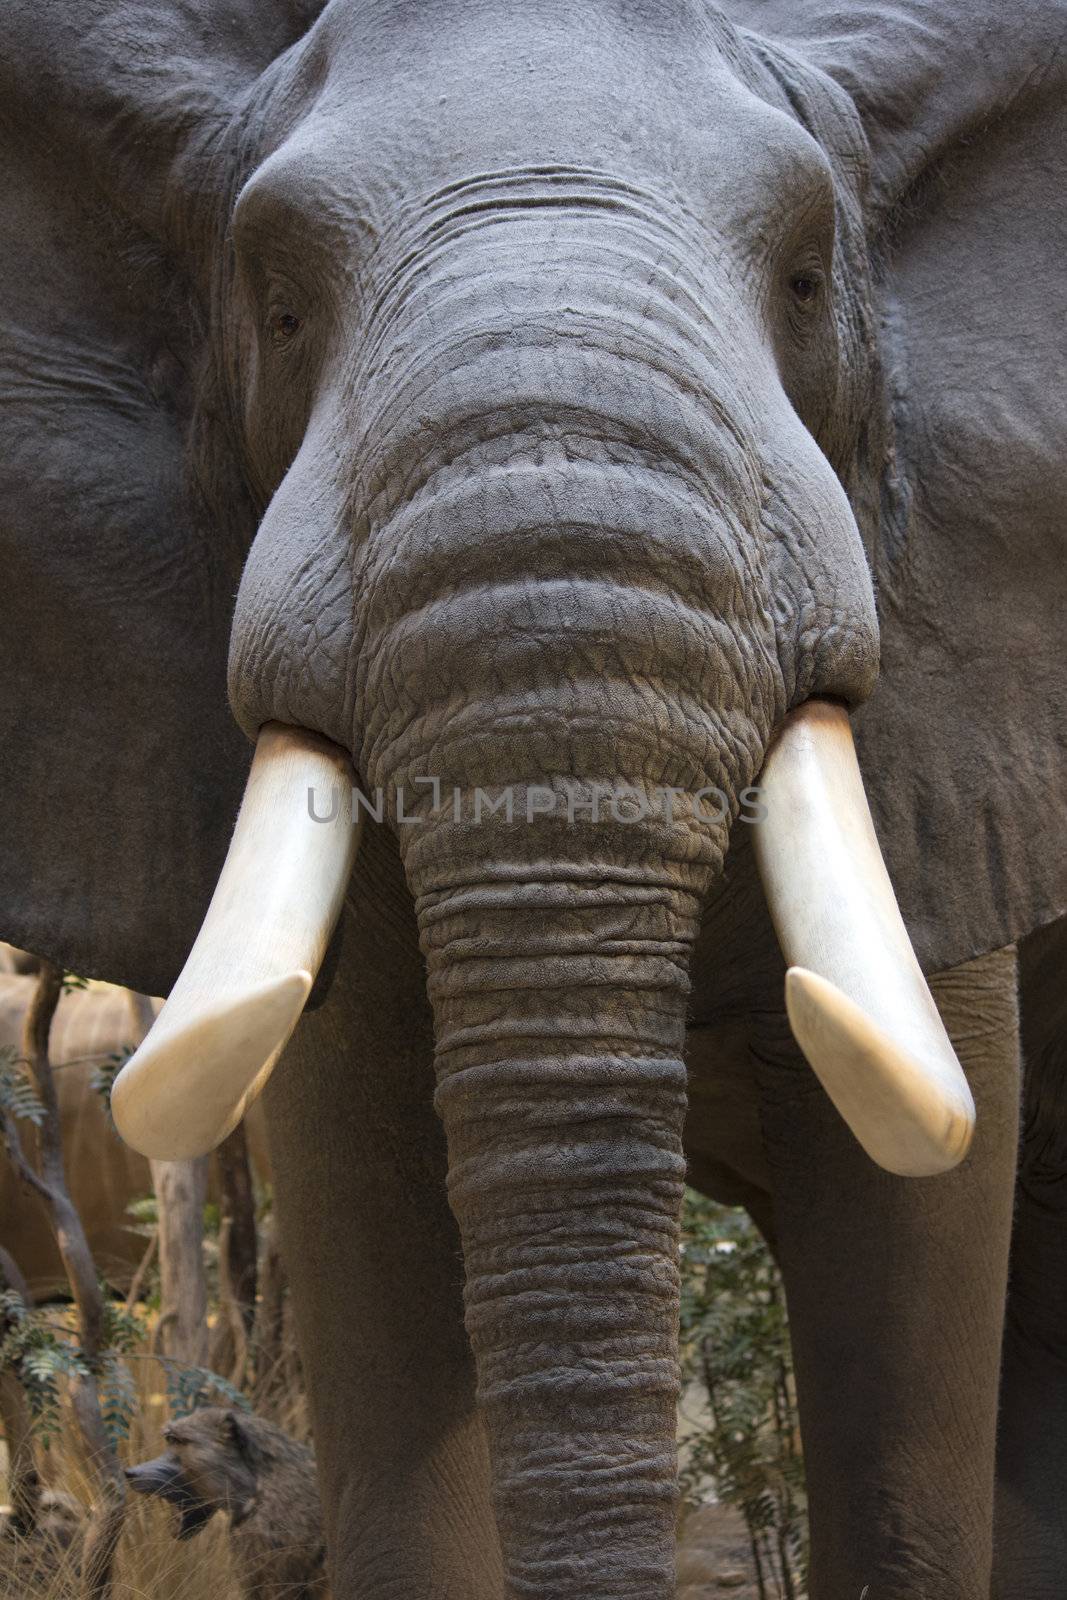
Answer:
[{"left": 1, "top": 2, "right": 1066, "bottom": 1597}]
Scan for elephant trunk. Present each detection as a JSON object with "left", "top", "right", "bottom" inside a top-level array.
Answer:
[
  {"left": 345, "top": 292, "right": 764, "bottom": 1598},
  {"left": 411, "top": 823, "right": 704, "bottom": 1597}
]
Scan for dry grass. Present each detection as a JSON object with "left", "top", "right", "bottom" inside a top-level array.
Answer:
[
  {"left": 1, "top": 1362, "right": 240, "bottom": 1599},
  {"left": 1, "top": 1305, "right": 309, "bottom": 1600},
  {"left": 2, "top": 1510, "right": 238, "bottom": 1600}
]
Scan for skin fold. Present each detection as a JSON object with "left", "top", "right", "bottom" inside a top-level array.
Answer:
[{"left": 0, "top": 2, "right": 1065, "bottom": 1596}]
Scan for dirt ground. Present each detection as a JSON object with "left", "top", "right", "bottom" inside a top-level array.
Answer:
[{"left": 677, "top": 1501, "right": 760, "bottom": 1598}]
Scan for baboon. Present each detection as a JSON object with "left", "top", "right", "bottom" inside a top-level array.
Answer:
[
  {"left": 126, "top": 1407, "right": 326, "bottom": 1599},
  {"left": 33, "top": 1488, "right": 84, "bottom": 1553},
  {"left": 0, "top": 1485, "right": 85, "bottom": 1549},
  {"left": 0, "top": 1489, "right": 86, "bottom": 1597}
]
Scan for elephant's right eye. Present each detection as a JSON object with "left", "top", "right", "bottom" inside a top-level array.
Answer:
[
  {"left": 269, "top": 308, "right": 303, "bottom": 348},
  {"left": 790, "top": 274, "right": 820, "bottom": 305}
]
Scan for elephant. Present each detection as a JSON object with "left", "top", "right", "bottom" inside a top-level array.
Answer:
[
  {"left": 0, "top": 974, "right": 269, "bottom": 1331},
  {"left": 1, "top": 2, "right": 1064, "bottom": 1597},
  {"left": 0, "top": 944, "right": 40, "bottom": 976},
  {"left": 0, "top": 976, "right": 155, "bottom": 1297}
]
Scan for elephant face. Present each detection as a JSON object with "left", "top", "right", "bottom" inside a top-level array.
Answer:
[
  {"left": 0, "top": 0, "right": 991, "bottom": 1194},
  {"left": 224, "top": 1, "right": 879, "bottom": 786},
  {"left": 3, "top": 3, "right": 1064, "bottom": 1020},
  {"left": 102, "top": 2, "right": 969, "bottom": 1185},
  {"left": 5, "top": 3, "right": 1067, "bottom": 1594}
]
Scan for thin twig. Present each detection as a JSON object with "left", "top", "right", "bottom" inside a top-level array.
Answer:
[
  {"left": 18, "top": 960, "right": 127, "bottom": 1598},
  {"left": 124, "top": 1229, "right": 159, "bottom": 1312},
  {"left": 1, "top": 1106, "right": 53, "bottom": 1203}
]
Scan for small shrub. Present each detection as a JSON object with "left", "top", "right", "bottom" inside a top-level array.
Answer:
[
  {"left": 0, "top": 1044, "right": 45, "bottom": 1128},
  {"left": 679, "top": 1191, "right": 807, "bottom": 1600}
]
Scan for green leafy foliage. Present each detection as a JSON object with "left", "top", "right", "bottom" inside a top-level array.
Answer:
[
  {"left": 679, "top": 1191, "right": 808, "bottom": 1600},
  {"left": 91, "top": 1045, "right": 134, "bottom": 1131},
  {"left": 0, "top": 1285, "right": 148, "bottom": 1448},
  {"left": 98, "top": 1348, "right": 138, "bottom": 1446},
  {"left": 0, "top": 1281, "right": 253, "bottom": 1452},
  {"left": 161, "top": 1360, "right": 251, "bottom": 1420},
  {"left": 0, "top": 1044, "right": 44, "bottom": 1127},
  {"left": 125, "top": 1193, "right": 159, "bottom": 1233},
  {"left": 61, "top": 971, "right": 89, "bottom": 992},
  {"left": 100, "top": 1294, "right": 145, "bottom": 1356},
  {"left": 0, "top": 1290, "right": 91, "bottom": 1446}
]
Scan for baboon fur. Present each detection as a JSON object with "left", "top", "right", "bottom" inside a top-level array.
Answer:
[{"left": 126, "top": 1406, "right": 327, "bottom": 1599}]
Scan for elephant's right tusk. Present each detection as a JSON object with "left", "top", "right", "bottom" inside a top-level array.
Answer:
[
  {"left": 752, "top": 699, "right": 976, "bottom": 1177},
  {"left": 112, "top": 723, "right": 360, "bottom": 1160}
]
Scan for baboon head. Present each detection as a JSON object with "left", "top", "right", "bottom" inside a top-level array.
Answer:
[{"left": 125, "top": 1407, "right": 258, "bottom": 1539}]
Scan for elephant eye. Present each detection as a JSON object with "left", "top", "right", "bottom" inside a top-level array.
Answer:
[
  {"left": 269, "top": 309, "right": 303, "bottom": 347},
  {"left": 790, "top": 273, "right": 820, "bottom": 306}
]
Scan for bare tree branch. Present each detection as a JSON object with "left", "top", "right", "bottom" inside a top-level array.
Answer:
[
  {"left": 18, "top": 961, "right": 127, "bottom": 1598},
  {"left": 124, "top": 990, "right": 212, "bottom": 1370},
  {"left": 212, "top": 1122, "right": 258, "bottom": 1382},
  {"left": 2, "top": 1104, "right": 52, "bottom": 1203},
  {"left": 123, "top": 1228, "right": 159, "bottom": 1314}
]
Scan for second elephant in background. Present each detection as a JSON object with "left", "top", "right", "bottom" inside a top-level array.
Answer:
[{"left": 0, "top": 973, "right": 269, "bottom": 1370}]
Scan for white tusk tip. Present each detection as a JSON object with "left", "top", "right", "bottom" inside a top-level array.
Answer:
[
  {"left": 785, "top": 966, "right": 976, "bottom": 1178},
  {"left": 111, "top": 969, "right": 312, "bottom": 1160}
]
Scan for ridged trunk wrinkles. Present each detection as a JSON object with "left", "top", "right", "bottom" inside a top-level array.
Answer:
[
  {"left": 412, "top": 843, "right": 706, "bottom": 1598},
  {"left": 333, "top": 216, "right": 777, "bottom": 1591}
]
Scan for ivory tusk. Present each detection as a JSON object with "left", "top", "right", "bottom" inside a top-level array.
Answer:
[
  {"left": 112, "top": 723, "right": 360, "bottom": 1160},
  {"left": 752, "top": 699, "right": 975, "bottom": 1177}
]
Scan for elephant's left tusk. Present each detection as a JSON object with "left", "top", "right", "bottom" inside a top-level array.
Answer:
[
  {"left": 752, "top": 698, "right": 975, "bottom": 1177},
  {"left": 111, "top": 723, "right": 360, "bottom": 1160}
]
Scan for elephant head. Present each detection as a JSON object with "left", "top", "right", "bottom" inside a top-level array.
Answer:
[
  {"left": 91, "top": 0, "right": 979, "bottom": 1169},
  {"left": 2, "top": 1, "right": 1065, "bottom": 1593}
]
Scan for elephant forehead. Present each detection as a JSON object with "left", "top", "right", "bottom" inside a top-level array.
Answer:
[
  {"left": 313, "top": 0, "right": 743, "bottom": 110},
  {"left": 239, "top": 0, "right": 827, "bottom": 253}
]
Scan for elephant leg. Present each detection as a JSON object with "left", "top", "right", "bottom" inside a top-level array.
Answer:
[
  {"left": 684, "top": 1020, "right": 778, "bottom": 1254},
  {"left": 263, "top": 829, "right": 502, "bottom": 1600},
  {"left": 755, "top": 945, "right": 1019, "bottom": 1600},
  {"left": 993, "top": 917, "right": 1067, "bottom": 1599}
]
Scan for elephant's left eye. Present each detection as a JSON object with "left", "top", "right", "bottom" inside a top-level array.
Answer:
[
  {"left": 269, "top": 309, "right": 303, "bottom": 347},
  {"left": 790, "top": 273, "right": 821, "bottom": 306}
]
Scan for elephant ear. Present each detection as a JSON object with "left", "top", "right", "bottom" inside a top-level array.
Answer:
[
  {"left": 0, "top": 2, "right": 325, "bottom": 996},
  {"left": 731, "top": 0, "right": 1067, "bottom": 972}
]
